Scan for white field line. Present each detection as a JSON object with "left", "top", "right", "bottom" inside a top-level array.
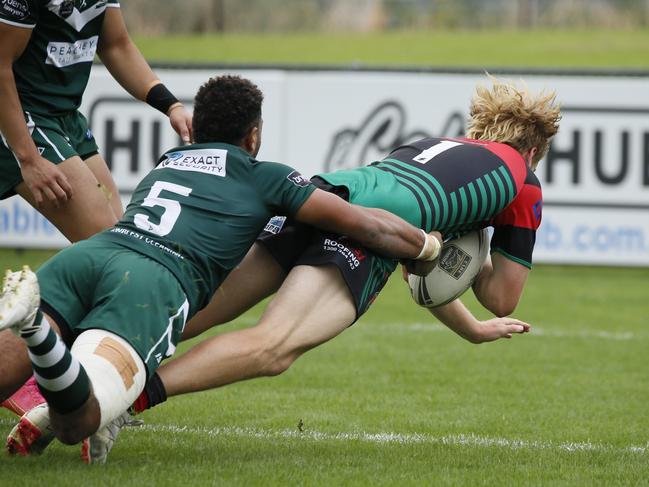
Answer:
[
  {"left": 0, "top": 415, "right": 646, "bottom": 455},
  {"left": 234, "top": 316, "right": 641, "bottom": 341},
  {"left": 124, "top": 423, "right": 649, "bottom": 455}
]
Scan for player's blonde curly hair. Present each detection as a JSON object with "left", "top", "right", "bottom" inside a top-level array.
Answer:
[{"left": 466, "top": 75, "right": 561, "bottom": 170}]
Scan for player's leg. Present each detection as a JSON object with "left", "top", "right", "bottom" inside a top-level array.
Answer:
[
  {"left": 0, "top": 268, "right": 99, "bottom": 442},
  {"left": 182, "top": 243, "right": 286, "bottom": 340},
  {"left": 84, "top": 153, "right": 124, "bottom": 219},
  {"left": 15, "top": 155, "right": 119, "bottom": 242},
  {"left": 158, "top": 264, "right": 356, "bottom": 396},
  {"left": 48, "top": 329, "right": 146, "bottom": 445}
]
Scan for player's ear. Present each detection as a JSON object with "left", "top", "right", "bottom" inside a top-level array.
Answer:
[
  {"left": 242, "top": 120, "right": 262, "bottom": 157},
  {"left": 524, "top": 147, "right": 539, "bottom": 170}
]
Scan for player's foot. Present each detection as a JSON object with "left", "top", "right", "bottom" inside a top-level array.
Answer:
[
  {"left": 0, "top": 267, "right": 40, "bottom": 333},
  {"left": 1, "top": 376, "right": 47, "bottom": 417},
  {"left": 80, "top": 411, "right": 135, "bottom": 464},
  {"left": 6, "top": 403, "right": 55, "bottom": 456}
]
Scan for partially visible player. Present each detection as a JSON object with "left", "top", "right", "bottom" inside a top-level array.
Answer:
[
  {"left": 0, "top": 0, "right": 192, "bottom": 418},
  {"left": 109, "top": 77, "right": 560, "bottom": 430},
  {"left": 0, "top": 75, "right": 438, "bottom": 463}
]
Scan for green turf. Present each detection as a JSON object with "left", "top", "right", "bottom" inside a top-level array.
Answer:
[
  {"left": 133, "top": 29, "right": 649, "bottom": 68},
  {"left": 0, "top": 250, "right": 647, "bottom": 485}
]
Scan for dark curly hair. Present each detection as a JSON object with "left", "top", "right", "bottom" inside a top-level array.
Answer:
[{"left": 192, "top": 75, "right": 263, "bottom": 145}]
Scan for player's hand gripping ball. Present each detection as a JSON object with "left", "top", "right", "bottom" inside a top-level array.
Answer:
[{"left": 407, "top": 229, "right": 489, "bottom": 308}]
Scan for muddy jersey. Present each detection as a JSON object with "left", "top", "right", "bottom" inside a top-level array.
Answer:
[
  {"left": 318, "top": 137, "right": 543, "bottom": 268},
  {"left": 0, "top": 0, "right": 120, "bottom": 115},
  {"left": 97, "top": 142, "right": 316, "bottom": 314}
]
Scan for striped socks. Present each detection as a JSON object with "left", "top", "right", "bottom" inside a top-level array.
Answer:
[{"left": 20, "top": 311, "right": 90, "bottom": 414}]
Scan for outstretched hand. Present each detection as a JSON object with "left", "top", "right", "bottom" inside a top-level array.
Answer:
[
  {"left": 168, "top": 105, "right": 193, "bottom": 144},
  {"left": 476, "top": 317, "right": 530, "bottom": 342}
]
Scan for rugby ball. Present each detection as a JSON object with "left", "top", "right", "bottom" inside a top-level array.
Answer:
[{"left": 407, "top": 229, "right": 490, "bottom": 308}]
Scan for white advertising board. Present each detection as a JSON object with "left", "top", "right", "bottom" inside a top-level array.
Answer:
[{"left": 1, "top": 67, "right": 648, "bottom": 266}]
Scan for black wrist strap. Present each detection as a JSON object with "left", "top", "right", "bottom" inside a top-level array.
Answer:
[{"left": 146, "top": 83, "right": 180, "bottom": 115}]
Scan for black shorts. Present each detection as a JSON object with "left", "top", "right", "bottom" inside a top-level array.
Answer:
[{"left": 256, "top": 177, "right": 398, "bottom": 320}]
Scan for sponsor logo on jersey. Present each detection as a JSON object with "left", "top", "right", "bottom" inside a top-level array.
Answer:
[
  {"left": 323, "top": 238, "right": 364, "bottom": 270},
  {"left": 533, "top": 199, "right": 543, "bottom": 221},
  {"left": 37, "top": 147, "right": 45, "bottom": 155},
  {"left": 264, "top": 216, "right": 286, "bottom": 235},
  {"left": 1, "top": 0, "right": 29, "bottom": 20},
  {"left": 46, "top": 0, "right": 107, "bottom": 32},
  {"left": 59, "top": 0, "right": 74, "bottom": 17},
  {"left": 156, "top": 149, "right": 227, "bottom": 177},
  {"left": 45, "top": 35, "right": 98, "bottom": 68},
  {"left": 287, "top": 170, "right": 310, "bottom": 187},
  {"left": 85, "top": 128, "right": 93, "bottom": 140},
  {"left": 438, "top": 244, "right": 472, "bottom": 280}
]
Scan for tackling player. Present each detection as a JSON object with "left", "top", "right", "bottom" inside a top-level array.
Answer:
[{"left": 0, "top": 75, "right": 439, "bottom": 463}]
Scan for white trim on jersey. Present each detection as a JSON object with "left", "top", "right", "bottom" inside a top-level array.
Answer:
[
  {"left": 36, "top": 128, "right": 66, "bottom": 162},
  {"left": 105, "top": 4, "right": 121, "bottom": 8},
  {"left": 0, "top": 17, "right": 36, "bottom": 29}
]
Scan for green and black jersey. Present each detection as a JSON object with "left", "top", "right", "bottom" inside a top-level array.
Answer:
[
  {"left": 319, "top": 137, "right": 543, "bottom": 268},
  {"left": 0, "top": 0, "right": 119, "bottom": 115},
  {"left": 96, "top": 142, "right": 316, "bottom": 314}
]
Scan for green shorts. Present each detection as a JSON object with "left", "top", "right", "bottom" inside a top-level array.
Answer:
[
  {"left": 37, "top": 236, "right": 189, "bottom": 378},
  {"left": 0, "top": 110, "right": 100, "bottom": 199}
]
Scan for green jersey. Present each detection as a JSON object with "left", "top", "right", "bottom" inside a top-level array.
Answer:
[
  {"left": 0, "top": 0, "right": 120, "bottom": 116},
  {"left": 97, "top": 142, "right": 316, "bottom": 314}
]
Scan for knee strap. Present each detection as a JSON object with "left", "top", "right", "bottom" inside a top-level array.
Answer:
[{"left": 72, "top": 330, "right": 146, "bottom": 430}]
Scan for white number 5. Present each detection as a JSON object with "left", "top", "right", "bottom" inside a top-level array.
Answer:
[{"left": 133, "top": 181, "right": 192, "bottom": 236}]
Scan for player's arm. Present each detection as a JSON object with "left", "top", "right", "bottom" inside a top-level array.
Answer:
[
  {"left": 295, "top": 188, "right": 441, "bottom": 263},
  {"left": 428, "top": 298, "right": 530, "bottom": 344},
  {"left": 0, "top": 23, "right": 72, "bottom": 205},
  {"left": 471, "top": 252, "right": 529, "bottom": 317},
  {"left": 96, "top": 7, "right": 192, "bottom": 142}
]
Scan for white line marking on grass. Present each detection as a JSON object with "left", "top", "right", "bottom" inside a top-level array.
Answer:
[
  {"left": 132, "top": 423, "right": 648, "bottom": 455},
  {"left": 0, "top": 418, "right": 645, "bottom": 454}
]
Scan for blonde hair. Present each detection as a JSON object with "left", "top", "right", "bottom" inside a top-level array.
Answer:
[{"left": 466, "top": 75, "right": 561, "bottom": 169}]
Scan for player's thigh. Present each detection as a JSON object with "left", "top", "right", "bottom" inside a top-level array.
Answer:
[
  {"left": 256, "top": 264, "right": 357, "bottom": 354},
  {"left": 16, "top": 155, "right": 118, "bottom": 242},
  {"left": 182, "top": 243, "right": 286, "bottom": 340},
  {"left": 84, "top": 153, "right": 123, "bottom": 219}
]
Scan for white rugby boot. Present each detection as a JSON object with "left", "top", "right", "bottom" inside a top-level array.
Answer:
[
  {"left": 81, "top": 411, "right": 139, "bottom": 464},
  {"left": 0, "top": 267, "right": 40, "bottom": 333}
]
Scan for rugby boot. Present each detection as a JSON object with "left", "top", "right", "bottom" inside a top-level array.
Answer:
[
  {"left": 81, "top": 411, "right": 136, "bottom": 464},
  {"left": 0, "top": 267, "right": 40, "bottom": 333},
  {"left": 6, "top": 403, "right": 55, "bottom": 456}
]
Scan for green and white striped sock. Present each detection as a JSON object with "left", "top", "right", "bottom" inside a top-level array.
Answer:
[{"left": 20, "top": 311, "right": 90, "bottom": 414}]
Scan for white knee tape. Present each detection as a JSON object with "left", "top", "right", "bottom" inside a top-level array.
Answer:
[{"left": 71, "top": 330, "right": 146, "bottom": 430}]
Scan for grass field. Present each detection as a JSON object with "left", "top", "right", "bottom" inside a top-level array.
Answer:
[
  {"left": 0, "top": 249, "right": 648, "bottom": 485},
  {"left": 133, "top": 29, "right": 649, "bottom": 68},
  {"left": 2, "top": 28, "right": 648, "bottom": 485}
]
